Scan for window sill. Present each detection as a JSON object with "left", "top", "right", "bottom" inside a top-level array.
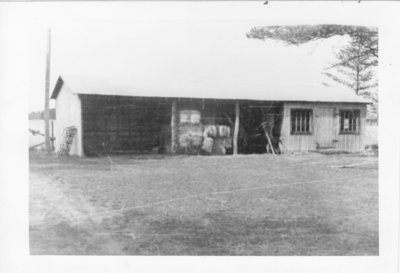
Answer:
[
  {"left": 290, "top": 132, "right": 313, "bottom": 135},
  {"left": 339, "top": 132, "right": 360, "bottom": 135}
]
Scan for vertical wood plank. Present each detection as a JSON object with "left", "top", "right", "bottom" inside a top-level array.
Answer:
[
  {"left": 44, "top": 28, "right": 52, "bottom": 154},
  {"left": 233, "top": 101, "right": 240, "bottom": 155},
  {"left": 171, "top": 100, "right": 178, "bottom": 153}
]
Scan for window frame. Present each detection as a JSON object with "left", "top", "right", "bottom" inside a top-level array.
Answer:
[
  {"left": 290, "top": 108, "right": 313, "bottom": 135},
  {"left": 339, "top": 109, "right": 360, "bottom": 135}
]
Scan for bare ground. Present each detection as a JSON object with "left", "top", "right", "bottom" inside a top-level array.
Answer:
[{"left": 29, "top": 152, "right": 378, "bottom": 255}]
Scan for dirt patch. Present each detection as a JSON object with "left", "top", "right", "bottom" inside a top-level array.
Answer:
[
  {"left": 30, "top": 173, "right": 103, "bottom": 226},
  {"left": 29, "top": 173, "right": 123, "bottom": 254}
]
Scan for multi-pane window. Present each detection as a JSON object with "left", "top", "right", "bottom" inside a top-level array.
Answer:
[
  {"left": 291, "top": 109, "right": 313, "bottom": 134},
  {"left": 340, "top": 110, "right": 360, "bottom": 134}
]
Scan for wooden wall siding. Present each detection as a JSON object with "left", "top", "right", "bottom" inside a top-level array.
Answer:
[
  {"left": 81, "top": 95, "right": 170, "bottom": 155},
  {"left": 54, "top": 83, "right": 83, "bottom": 156},
  {"left": 336, "top": 105, "right": 366, "bottom": 152},
  {"left": 281, "top": 102, "right": 367, "bottom": 152},
  {"left": 79, "top": 95, "right": 366, "bottom": 155}
]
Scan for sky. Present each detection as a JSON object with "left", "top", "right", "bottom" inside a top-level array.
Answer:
[{"left": 26, "top": 1, "right": 382, "bottom": 112}]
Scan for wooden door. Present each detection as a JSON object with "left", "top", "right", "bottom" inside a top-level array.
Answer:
[{"left": 315, "top": 107, "right": 335, "bottom": 148}]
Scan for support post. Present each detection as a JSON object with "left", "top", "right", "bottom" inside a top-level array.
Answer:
[
  {"left": 50, "top": 120, "right": 54, "bottom": 150},
  {"left": 171, "top": 100, "right": 178, "bottom": 153},
  {"left": 233, "top": 101, "right": 240, "bottom": 155}
]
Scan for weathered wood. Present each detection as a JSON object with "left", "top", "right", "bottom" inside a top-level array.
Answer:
[
  {"left": 44, "top": 28, "right": 51, "bottom": 154},
  {"left": 233, "top": 101, "right": 240, "bottom": 154},
  {"left": 222, "top": 112, "right": 234, "bottom": 126},
  {"left": 335, "top": 161, "right": 377, "bottom": 168},
  {"left": 281, "top": 102, "right": 366, "bottom": 152},
  {"left": 81, "top": 95, "right": 170, "bottom": 156},
  {"left": 264, "top": 129, "right": 276, "bottom": 155},
  {"left": 171, "top": 100, "right": 178, "bottom": 153},
  {"left": 51, "top": 120, "right": 55, "bottom": 150}
]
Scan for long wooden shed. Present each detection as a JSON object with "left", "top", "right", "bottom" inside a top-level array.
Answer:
[{"left": 50, "top": 75, "right": 369, "bottom": 156}]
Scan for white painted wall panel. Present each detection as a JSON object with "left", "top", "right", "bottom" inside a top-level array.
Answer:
[
  {"left": 54, "top": 83, "right": 83, "bottom": 156},
  {"left": 281, "top": 102, "right": 366, "bottom": 152}
]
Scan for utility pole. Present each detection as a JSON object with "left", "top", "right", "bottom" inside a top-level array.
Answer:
[
  {"left": 233, "top": 101, "right": 240, "bottom": 155},
  {"left": 44, "top": 28, "right": 51, "bottom": 154}
]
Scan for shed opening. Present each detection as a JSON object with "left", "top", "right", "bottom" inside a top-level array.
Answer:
[{"left": 239, "top": 101, "right": 284, "bottom": 154}]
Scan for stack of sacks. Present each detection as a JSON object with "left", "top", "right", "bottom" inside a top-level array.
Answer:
[
  {"left": 190, "top": 111, "right": 201, "bottom": 124},
  {"left": 217, "top": 125, "right": 231, "bottom": 138},
  {"left": 203, "top": 125, "right": 217, "bottom": 138},
  {"left": 191, "top": 134, "right": 203, "bottom": 147},
  {"left": 180, "top": 110, "right": 201, "bottom": 124},
  {"left": 179, "top": 134, "right": 191, "bottom": 148},
  {"left": 201, "top": 137, "right": 214, "bottom": 154},
  {"left": 179, "top": 123, "right": 203, "bottom": 150},
  {"left": 224, "top": 137, "right": 233, "bottom": 149},
  {"left": 213, "top": 138, "right": 226, "bottom": 155},
  {"left": 201, "top": 125, "right": 233, "bottom": 154}
]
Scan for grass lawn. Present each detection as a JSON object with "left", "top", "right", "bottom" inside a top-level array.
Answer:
[{"left": 29, "top": 152, "right": 378, "bottom": 255}]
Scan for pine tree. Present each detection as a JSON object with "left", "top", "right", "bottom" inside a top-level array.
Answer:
[
  {"left": 246, "top": 25, "right": 378, "bottom": 122},
  {"left": 323, "top": 30, "right": 377, "bottom": 96}
]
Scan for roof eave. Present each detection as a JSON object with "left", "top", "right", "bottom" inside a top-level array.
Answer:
[
  {"left": 73, "top": 92, "right": 370, "bottom": 104},
  {"left": 50, "top": 76, "right": 65, "bottom": 99}
]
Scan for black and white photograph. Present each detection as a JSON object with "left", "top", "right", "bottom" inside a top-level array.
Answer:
[{"left": 0, "top": 1, "right": 399, "bottom": 272}]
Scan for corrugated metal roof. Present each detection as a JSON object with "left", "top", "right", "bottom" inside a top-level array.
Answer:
[{"left": 51, "top": 75, "right": 370, "bottom": 103}]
